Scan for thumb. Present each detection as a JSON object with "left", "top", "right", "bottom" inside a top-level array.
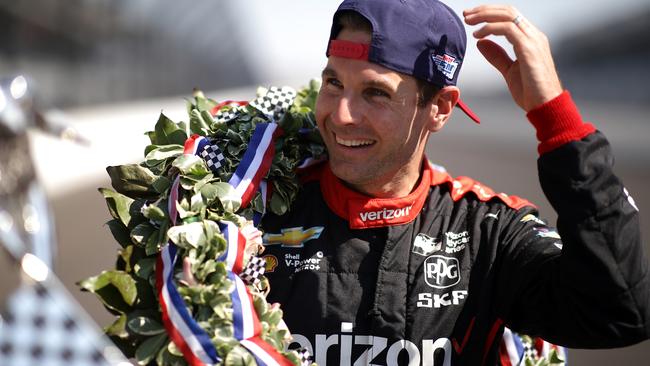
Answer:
[{"left": 476, "top": 39, "right": 513, "bottom": 77}]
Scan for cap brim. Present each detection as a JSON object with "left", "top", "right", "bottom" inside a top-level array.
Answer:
[{"left": 456, "top": 99, "right": 480, "bottom": 124}]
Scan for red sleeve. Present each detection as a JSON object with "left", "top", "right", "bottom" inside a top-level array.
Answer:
[{"left": 526, "top": 91, "right": 596, "bottom": 155}]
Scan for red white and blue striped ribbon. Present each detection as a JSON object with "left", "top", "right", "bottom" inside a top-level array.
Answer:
[
  {"left": 210, "top": 100, "right": 248, "bottom": 117},
  {"left": 158, "top": 122, "right": 294, "bottom": 365},
  {"left": 225, "top": 247, "right": 292, "bottom": 365},
  {"left": 241, "top": 337, "right": 295, "bottom": 366},
  {"left": 500, "top": 328, "right": 524, "bottom": 365},
  {"left": 228, "top": 271, "right": 262, "bottom": 339},
  {"left": 535, "top": 337, "right": 566, "bottom": 362},
  {"left": 218, "top": 221, "right": 247, "bottom": 274},
  {"left": 184, "top": 135, "right": 209, "bottom": 155},
  {"left": 499, "top": 328, "right": 567, "bottom": 366},
  {"left": 228, "top": 123, "right": 282, "bottom": 208},
  {"left": 156, "top": 176, "right": 221, "bottom": 366}
]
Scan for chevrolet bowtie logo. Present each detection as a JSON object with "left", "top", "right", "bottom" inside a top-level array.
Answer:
[{"left": 263, "top": 226, "right": 324, "bottom": 247}]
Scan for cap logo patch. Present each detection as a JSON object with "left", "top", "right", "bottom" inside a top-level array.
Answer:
[{"left": 432, "top": 53, "right": 459, "bottom": 80}]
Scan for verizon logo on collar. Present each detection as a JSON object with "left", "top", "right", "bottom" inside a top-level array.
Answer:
[
  {"left": 358, "top": 205, "right": 413, "bottom": 223},
  {"left": 350, "top": 200, "right": 418, "bottom": 229},
  {"left": 320, "top": 162, "right": 433, "bottom": 229}
]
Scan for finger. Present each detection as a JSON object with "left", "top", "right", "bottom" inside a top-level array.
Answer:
[
  {"left": 182, "top": 257, "right": 198, "bottom": 286},
  {"left": 463, "top": 5, "right": 520, "bottom": 25},
  {"left": 463, "top": 4, "right": 512, "bottom": 17},
  {"left": 472, "top": 22, "right": 530, "bottom": 46},
  {"left": 476, "top": 39, "right": 514, "bottom": 77},
  {"left": 464, "top": 7, "right": 543, "bottom": 37}
]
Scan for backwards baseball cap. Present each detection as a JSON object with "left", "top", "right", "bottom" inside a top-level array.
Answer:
[{"left": 326, "top": 0, "right": 480, "bottom": 123}]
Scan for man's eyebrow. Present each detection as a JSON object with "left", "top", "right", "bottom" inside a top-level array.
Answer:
[
  {"left": 362, "top": 78, "right": 395, "bottom": 91},
  {"left": 321, "top": 68, "right": 337, "bottom": 78},
  {"left": 321, "top": 67, "right": 398, "bottom": 92}
]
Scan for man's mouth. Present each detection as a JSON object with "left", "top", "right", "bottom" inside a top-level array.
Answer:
[{"left": 335, "top": 135, "right": 375, "bottom": 147}]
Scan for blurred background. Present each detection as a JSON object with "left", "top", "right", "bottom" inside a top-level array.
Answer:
[{"left": 1, "top": 0, "right": 648, "bottom": 364}]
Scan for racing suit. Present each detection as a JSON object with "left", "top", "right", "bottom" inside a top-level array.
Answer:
[{"left": 260, "top": 91, "right": 650, "bottom": 365}]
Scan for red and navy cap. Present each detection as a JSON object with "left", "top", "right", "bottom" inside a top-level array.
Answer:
[{"left": 326, "top": 0, "right": 480, "bottom": 123}]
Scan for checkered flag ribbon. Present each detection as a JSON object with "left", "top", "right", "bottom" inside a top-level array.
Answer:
[
  {"left": 213, "top": 103, "right": 246, "bottom": 124},
  {"left": 522, "top": 337, "right": 539, "bottom": 362},
  {"left": 199, "top": 139, "right": 225, "bottom": 174},
  {"left": 295, "top": 347, "right": 312, "bottom": 366},
  {"left": 249, "top": 86, "right": 297, "bottom": 122},
  {"left": 239, "top": 255, "right": 266, "bottom": 286},
  {"left": 0, "top": 283, "right": 127, "bottom": 366}
]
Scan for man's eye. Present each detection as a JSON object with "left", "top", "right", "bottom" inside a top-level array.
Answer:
[
  {"left": 324, "top": 78, "right": 343, "bottom": 88},
  {"left": 366, "top": 88, "right": 390, "bottom": 99}
]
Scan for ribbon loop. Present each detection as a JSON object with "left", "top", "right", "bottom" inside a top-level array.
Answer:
[{"left": 249, "top": 86, "right": 297, "bottom": 122}]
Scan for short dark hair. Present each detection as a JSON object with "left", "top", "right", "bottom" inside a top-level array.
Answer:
[
  {"left": 415, "top": 79, "right": 441, "bottom": 107},
  {"left": 335, "top": 10, "right": 373, "bottom": 34},
  {"left": 335, "top": 10, "right": 441, "bottom": 107}
]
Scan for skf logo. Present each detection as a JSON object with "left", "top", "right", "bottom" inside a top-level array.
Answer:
[
  {"left": 417, "top": 290, "right": 467, "bottom": 309},
  {"left": 263, "top": 226, "right": 324, "bottom": 247},
  {"left": 412, "top": 233, "right": 442, "bottom": 256},
  {"left": 262, "top": 255, "right": 278, "bottom": 273},
  {"left": 424, "top": 255, "right": 460, "bottom": 289}
]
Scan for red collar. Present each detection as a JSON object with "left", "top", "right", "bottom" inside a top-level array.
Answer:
[
  {"left": 320, "top": 161, "right": 439, "bottom": 229},
  {"left": 317, "top": 160, "right": 533, "bottom": 229}
]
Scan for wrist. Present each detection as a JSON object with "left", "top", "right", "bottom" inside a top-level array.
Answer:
[{"left": 526, "top": 91, "right": 596, "bottom": 155}]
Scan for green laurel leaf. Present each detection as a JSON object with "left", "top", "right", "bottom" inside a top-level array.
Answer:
[
  {"left": 152, "top": 113, "right": 188, "bottom": 145},
  {"left": 99, "top": 188, "right": 144, "bottom": 228},
  {"left": 107, "top": 164, "right": 159, "bottom": 198},
  {"left": 135, "top": 333, "right": 169, "bottom": 365},
  {"left": 78, "top": 270, "right": 137, "bottom": 311}
]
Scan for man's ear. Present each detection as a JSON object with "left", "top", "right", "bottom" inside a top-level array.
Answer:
[{"left": 428, "top": 86, "right": 460, "bottom": 132}]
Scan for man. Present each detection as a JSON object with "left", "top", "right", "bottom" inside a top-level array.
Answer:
[{"left": 261, "top": 1, "right": 650, "bottom": 365}]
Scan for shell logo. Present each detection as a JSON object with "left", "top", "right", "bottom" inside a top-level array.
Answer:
[{"left": 262, "top": 255, "right": 279, "bottom": 273}]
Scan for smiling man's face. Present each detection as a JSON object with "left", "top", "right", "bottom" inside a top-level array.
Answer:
[{"left": 315, "top": 29, "right": 439, "bottom": 197}]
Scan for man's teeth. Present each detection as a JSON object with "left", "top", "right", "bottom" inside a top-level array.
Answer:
[{"left": 336, "top": 136, "right": 374, "bottom": 147}]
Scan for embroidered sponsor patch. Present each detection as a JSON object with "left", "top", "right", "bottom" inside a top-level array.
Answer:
[
  {"left": 284, "top": 251, "right": 324, "bottom": 273},
  {"left": 432, "top": 53, "right": 460, "bottom": 80},
  {"left": 445, "top": 231, "right": 469, "bottom": 254},
  {"left": 262, "top": 255, "right": 278, "bottom": 273},
  {"left": 417, "top": 290, "right": 468, "bottom": 309},
  {"left": 424, "top": 255, "right": 460, "bottom": 289},
  {"left": 359, "top": 205, "right": 413, "bottom": 223},
  {"left": 413, "top": 233, "right": 442, "bottom": 256},
  {"left": 263, "top": 226, "right": 324, "bottom": 247}
]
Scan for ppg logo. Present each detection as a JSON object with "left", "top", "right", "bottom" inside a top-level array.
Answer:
[{"left": 424, "top": 255, "right": 460, "bottom": 289}]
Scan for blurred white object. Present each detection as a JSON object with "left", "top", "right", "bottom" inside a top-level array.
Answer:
[{"left": 0, "top": 74, "right": 129, "bottom": 366}]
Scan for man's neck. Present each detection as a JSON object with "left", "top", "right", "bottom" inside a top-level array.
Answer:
[{"left": 345, "top": 157, "right": 425, "bottom": 198}]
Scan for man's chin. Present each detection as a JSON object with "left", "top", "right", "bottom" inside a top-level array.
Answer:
[{"left": 329, "top": 162, "right": 371, "bottom": 187}]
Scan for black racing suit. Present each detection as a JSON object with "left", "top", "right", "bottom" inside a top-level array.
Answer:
[{"left": 260, "top": 92, "right": 650, "bottom": 365}]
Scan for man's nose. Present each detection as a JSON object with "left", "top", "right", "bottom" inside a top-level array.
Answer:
[{"left": 332, "top": 94, "right": 360, "bottom": 126}]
